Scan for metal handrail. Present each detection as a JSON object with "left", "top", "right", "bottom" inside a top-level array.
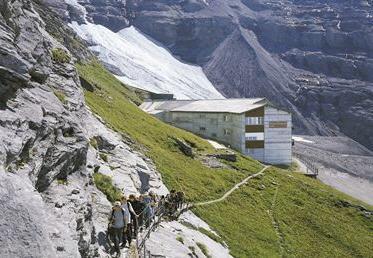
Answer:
[
  {"left": 293, "top": 152, "right": 319, "bottom": 176},
  {"left": 136, "top": 201, "right": 190, "bottom": 258}
]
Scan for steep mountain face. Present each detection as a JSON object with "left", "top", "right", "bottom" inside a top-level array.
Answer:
[
  {"left": 0, "top": 1, "right": 230, "bottom": 257},
  {"left": 54, "top": 0, "right": 373, "bottom": 150},
  {"left": 0, "top": 1, "right": 100, "bottom": 256}
]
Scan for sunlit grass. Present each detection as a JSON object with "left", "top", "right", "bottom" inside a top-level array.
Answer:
[{"left": 77, "top": 60, "right": 373, "bottom": 257}]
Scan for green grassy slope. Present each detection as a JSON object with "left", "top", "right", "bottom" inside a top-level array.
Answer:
[
  {"left": 195, "top": 167, "right": 373, "bottom": 257},
  {"left": 77, "top": 61, "right": 262, "bottom": 202},
  {"left": 77, "top": 61, "right": 373, "bottom": 257}
]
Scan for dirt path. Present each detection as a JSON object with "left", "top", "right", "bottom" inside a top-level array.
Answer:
[{"left": 194, "top": 166, "right": 270, "bottom": 206}]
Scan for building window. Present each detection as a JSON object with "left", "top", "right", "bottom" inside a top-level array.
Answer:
[
  {"left": 199, "top": 127, "right": 206, "bottom": 131},
  {"left": 212, "top": 133, "right": 217, "bottom": 138},
  {"left": 247, "top": 136, "right": 257, "bottom": 141},
  {"left": 199, "top": 114, "right": 206, "bottom": 119},
  {"left": 224, "top": 129, "right": 231, "bottom": 135},
  {"left": 224, "top": 115, "right": 229, "bottom": 122},
  {"left": 246, "top": 117, "right": 264, "bottom": 125}
]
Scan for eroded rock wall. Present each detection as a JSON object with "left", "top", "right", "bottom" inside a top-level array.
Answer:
[{"left": 0, "top": 1, "right": 229, "bottom": 257}]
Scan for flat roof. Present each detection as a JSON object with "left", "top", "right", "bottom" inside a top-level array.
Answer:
[{"left": 140, "top": 98, "right": 271, "bottom": 114}]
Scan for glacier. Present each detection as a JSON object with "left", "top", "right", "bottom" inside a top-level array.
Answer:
[{"left": 70, "top": 22, "right": 224, "bottom": 100}]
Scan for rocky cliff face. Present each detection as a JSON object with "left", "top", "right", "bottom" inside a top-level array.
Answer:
[
  {"left": 56, "top": 0, "right": 373, "bottom": 150},
  {"left": 0, "top": 1, "right": 99, "bottom": 256},
  {"left": 0, "top": 1, "right": 230, "bottom": 257}
]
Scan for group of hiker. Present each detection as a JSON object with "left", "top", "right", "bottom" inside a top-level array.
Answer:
[{"left": 107, "top": 190, "right": 185, "bottom": 257}]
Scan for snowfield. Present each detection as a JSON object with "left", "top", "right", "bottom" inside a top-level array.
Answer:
[{"left": 70, "top": 22, "right": 224, "bottom": 100}]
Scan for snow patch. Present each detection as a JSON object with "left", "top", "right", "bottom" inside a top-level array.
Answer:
[
  {"left": 69, "top": 22, "right": 224, "bottom": 100},
  {"left": 292, "top": 136, "right": 314, "bottom": 144}
]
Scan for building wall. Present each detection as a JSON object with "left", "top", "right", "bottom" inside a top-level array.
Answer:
[
  {"left": 154, "top": 106, "right": 292, "bottom": 165},
  {"left": 264, "top": 107, "right": 292, "bottom": 164},
  {"left": 167, "top": 112, "right": 245, "bottom": 152},
  {"left": 244, "top": 107, "right": 265, "bottom": 162}
]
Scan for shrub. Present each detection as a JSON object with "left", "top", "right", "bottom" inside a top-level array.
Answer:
[
  {"left": 93, "top": 173, "right": 122, "bottom": 202},
  {"left": 51, "top": 48, "right": 71, "bottom": 63}
]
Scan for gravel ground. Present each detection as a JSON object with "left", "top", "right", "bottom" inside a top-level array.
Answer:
[{"left": 293, "top": 135, "right": 373, "bottom": 205}]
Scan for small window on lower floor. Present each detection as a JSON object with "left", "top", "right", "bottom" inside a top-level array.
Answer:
[
  {"left": 224, "top": 129, "right": 231, "bottom": 135},
  {"left": 247, "top": 136, "right": 257, "bottom": 141},
  {"left": 199, "top": 127, "right": 206, "bottom": 131},
  {"left": 212, "top": 133, "right": 217, "bottom": 138}
]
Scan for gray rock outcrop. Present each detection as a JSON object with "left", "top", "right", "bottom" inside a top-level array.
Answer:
[{"left": 1, "top": 1, "right": 229, "bottom": 257}]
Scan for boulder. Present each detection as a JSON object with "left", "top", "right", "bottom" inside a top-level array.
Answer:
[{"left": 174, "top": 138, "right": 194, "bottom": 157}]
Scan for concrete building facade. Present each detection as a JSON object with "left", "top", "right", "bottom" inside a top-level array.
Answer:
[{"left": 141, "top": 98, "right": 292, "bottom": 164}]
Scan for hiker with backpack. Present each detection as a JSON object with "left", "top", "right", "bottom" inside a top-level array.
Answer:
[
  {"left": 120, "top": 196, "right": 138, "bottom": 248},
  {"left": 108, "top": 201, "right": 127, "bottom": 258}
]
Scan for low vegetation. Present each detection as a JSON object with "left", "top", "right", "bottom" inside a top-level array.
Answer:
[
  {"left": 196, "top": 242, "right": 211, "bottom": 258},
  {"left": 93, "top": 173, "right": 121, "bottom": 203},
  {"left": 57, "top": 178, "right": 68, "bottom": 185},
  {"left": 99, "top": 153, "right": 108, "bottom": 163},
  {"left": 195, "top": 167, "right": 373, "bottom": 257},
  {"left": 51, "top": 48, "right": 71, "bottom": 63},
  {"left": 77, "top": 61, "right": 262, "bottom": 202},
  {"left": 176, "top": 236, "right": 184, "bottom": 244},
  {"left": 78, "top": 60, "right": 373, "bottom": 257},
  {"left": 89, "top": 137, "right": 98, "bottom": 150},
  {"left": 53, "top": 90, "right": 67, "bottom": 105},
  {"left": 180, "top": 221, "right": 225, "bottom": 246}
]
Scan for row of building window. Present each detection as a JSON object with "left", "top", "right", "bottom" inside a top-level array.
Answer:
[
  {"left": 245, "top": 132, "right": 264, "bottom": 141},
  {"left": 199, "top": 127, "right": 232, "bottom": 136},
  {"left": 246, "top": 117, "right": 264, "bottom": 125},
  {"left": 198, "top": 114, "right": 231, "bottom": 121}
]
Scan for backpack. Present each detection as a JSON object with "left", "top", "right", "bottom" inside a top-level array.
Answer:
[{"left": 109, "top": 208, "right": 126, "bottom": 227}]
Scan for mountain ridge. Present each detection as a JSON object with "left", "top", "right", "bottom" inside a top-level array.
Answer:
[{"left": 68, "top": 0, "right": 373, "bottom": 150}]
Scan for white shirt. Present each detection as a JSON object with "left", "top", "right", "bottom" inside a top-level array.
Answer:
[{"left": 121, "top": 202, "right": 135, "bottom": 223}]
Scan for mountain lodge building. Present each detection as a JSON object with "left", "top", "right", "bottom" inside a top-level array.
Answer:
[{"left": 140, "top": 98, "right": 292, "bottom": 165}]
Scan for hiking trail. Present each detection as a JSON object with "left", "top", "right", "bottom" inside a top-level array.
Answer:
[
  {"left": 194, "top": 165, "right": 270, "bottom": 206},
  {"left": 267, "top": 185, "right": 286, "bottom": 257}
]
